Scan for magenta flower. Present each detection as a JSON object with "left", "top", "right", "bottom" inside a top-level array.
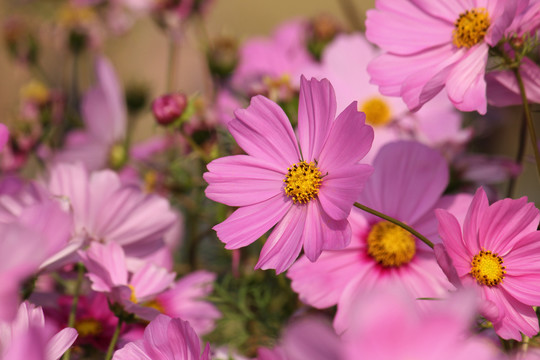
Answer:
[
  {"left": 287, "top": 141, "right": 472, "bottom": 332},
  {"left": 204, "top": 76, "right": 374, "bottom": 273},
  {"left": 436, "top": 187, "right": 540, "bottom": 340},
  {"left": 366, "top": 0, "right": 527, "bottom": 114},
  {"left": 112, "top": 314, "right": 211, "bottom": 360},
  {"left": 0, "top": 123, "right": 8, "bottom": 152}
]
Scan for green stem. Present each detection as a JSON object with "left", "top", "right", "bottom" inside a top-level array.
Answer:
[
  {"left": 61, "top": 263, "right": 85, "bottom": 360},
  {"left": 105, "top": 317, "right": 123, "bottom": 360},
  {"left": 354, "top": 202, "right": 434, "bottom": 249},
  {"left": 513, "top": 68, "right": 540, "bottom": 180},
  {"left": 178, "top": 126, "right": 212, "bottom": 164},
  {"left": 505, "top": 112, "right": 527, "bottom": 198}
]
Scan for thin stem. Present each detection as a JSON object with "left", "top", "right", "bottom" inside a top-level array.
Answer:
[
  {"left": 166, "top": 37, "right": 180, "bottom": 92},
  {"left": 105, "top": 317, "right": 123, "bottom": 360},
  {"left": 506, "top": 112, "right": 527, "bottom": 198},
  {"left": 178, "top": 126, "right": 212, "bottom": 164},
  {"left": 354, "top": 202, "right": 434, "bottom": 249},
  {"left": 513, "top": 68, "right": 540, "bottom": 180},
  {"left": 61, "top": 263, "right": 85, "bottom": 360}
]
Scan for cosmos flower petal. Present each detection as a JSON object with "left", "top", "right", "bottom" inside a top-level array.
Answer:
[
  {"left": 435, "top": 209, "right": 472, "bottom": 276},
  {"left": 230, "top": 95, "right": 300, "bottom": 168},
  {"left": 504, "top": 232, "right": 540, "bottom": 275},
  {"left": 462, "top": 188, "right": 489, "bottom": 254},
  {"left": 297, "top": 76, "right": 336, "bottom": 162},
  {"left": 318, "top": 101, "right": 374, "bottom": 172},
  {"left": 255, "top": 205, "right": 307, "bottom": 274},
  {"left": 409, "top": 0, "right": 465, "bottom": 22},
  {"left": 46, "top": 327, "right": 78, "bottom": 360},
  {"left": 504, "top": 274, "right": 540, "bottom": 306},
  {"left": 0, "top": 123, "right": 9, "bottom": 152},
  {"left": 204, "top": 155, "right": 285, "bottom": 207},
  {"left": 487, "top": 57, "right": 540, "bottom": 106},
  {"left": 214, "top": 194, "right": 290, "bottom": 250}
]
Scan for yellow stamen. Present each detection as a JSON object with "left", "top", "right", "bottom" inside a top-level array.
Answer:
[
  {"left": 75, "top": 318, "right": 103, "bottom": 337},
  {"left": 359, "top": 97, "right": 392, "bottom": 126},
  {"left": 470, "top": 250, "right": 506, "bottom": 286},
  {"left": 143, "top": 299, "right": 165, "bottom": 313},
  {"left": 453, "top": 8, "right": 490, "bottom": 48},
  {"left": 283, "top": 161, "right": 322, "bottom": 204},
  {"left": 367, "top": 221, "right": 416, "bottom": 267},
  {"left": 128, "top": 284, "right": 137, "bottom": 303}
]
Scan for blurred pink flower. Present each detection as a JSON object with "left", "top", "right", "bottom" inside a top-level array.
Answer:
[
  {"left": 0, "top": 123, "right": 8, "bottom": 152},
  {"left": 288, "top": 141, "right": 472, "bottom": 333},
  {"left": 80, "top": 242, "right": 175, "bottom": 320},
  {"left": 299, "top": 33, "right": 471, "bottom": 163},
  {"left": 339, "top": 285, "right": 500, "bottom": 360},
  {"left": 54, "top": 56, "right": 127, "bottom": 171},
  {"left": 0, "top": 301, "right": 78, "bottom": 360},
  {"left": 47, "top": 162, "right": 177, "bottom": 258},
  {"left": 152, "top": 270, "right": 221, "bottom": 336},
  {"left": 112, "top": 314, "right": 211, "bottom": 360},
  {"left": 436, "top": 187, "right": 540, "bottom": 340},
  {"left": 204, "top": 77, "right": 374, "bottom": 273},
  {"left": 366, "top": 0, "right": 527, "bottom": 114}
]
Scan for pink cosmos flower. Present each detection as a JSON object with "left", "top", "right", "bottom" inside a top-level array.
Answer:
[
  {"left": 112, "top": 314, "right": 211, "bottom": 360},
  {"left": 340, "top": 285, "right": 500, "bottom": 360},
  {"left": 0, "top": 123, "right": 8, "bottom": 152},
  {"left": 79, "top": 242, "right": 176, "bottom": 321},
  {"left": 436, "top": 187, "right": 540, "bottom": 340},
  {"left": 366, "top": 0, "right": 528, "bottom": 114},
  {"left": 287, "top": 141, "right": 472, "bottom": 332},
  {"left": 47, "top": 162, "right": 177, "bottom": 258},
  {"left": 299, "top": 32, "right": 471, "bottom": 163},
  {"left": 204, "top": 76, "right": 374, "bottom": 273},
  {"left": 0, "top": 301, "right": 78, "bottom": 360},
  {"left": 54, "top": 56, "right": 127, "bottom": 171}
]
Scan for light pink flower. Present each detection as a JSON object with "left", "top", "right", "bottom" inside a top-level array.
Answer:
[
  {"left": 80, "top": 242, "right": 175, "bottom": 320},
  {"left": 436, "top": 187, "right": 540, "bottom": 340},
  {"left": 112, "top": 314, "right": 211, "bottom": 360},
  {"left": 47, "top": 162, "right": 177, "bottom": 258},
  {"left": 0, "top": 301, "right": 78, "bottom": 360},
  {"left": 366, "top": 0, "right": 528, "bottom": 114},
  {"left": 287, "top": 141, "right": 472, "bottom": 332},
  {"left": 204, "top": 76, "right": 374, "bottom": 273},
  {"left": 340, "top": 285, "right": 500, "bottom": 360},
  {"left": 54, "top": 56, "right": 127, "bottom": 171},
  {"left": 152, "top": 271, "right": 221, "bottom": 336},
  {"left": 299, "top": 32, "right": 471, "bottom": 163},
  {"left": 0, "top": 123, "right": 8, "bottom": 152}
]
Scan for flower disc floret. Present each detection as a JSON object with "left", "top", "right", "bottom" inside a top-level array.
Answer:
[
  {"left": 367, "top": 221, "right": 416, "bottom": 267},
  {"left": 359, "top": 97, "right": 391, "bottom": 126},
  {"left": 75, "top": 318, "right": 103, "bottom": 337},
  {"left": 470, "top": 250, "right": 506, "bottom": 286},
  {"left": 453, "top": 8, "right": 490, "bottom": 49},
  {"left": 284, "top": 161, "right": 322, "bottom": 204}
]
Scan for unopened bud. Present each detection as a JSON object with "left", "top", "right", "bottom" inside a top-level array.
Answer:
[
  {"left": 151, "top": 93, "right": 187, "bottom": 125},
  {"left": 207, "top": 37, "right": 238, "bottom": 79}
]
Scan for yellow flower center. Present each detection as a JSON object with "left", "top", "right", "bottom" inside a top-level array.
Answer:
[
  {"left": 470, "top": 250, "right": 506, "bottom": 286},
  {"left": 359, "top": 97, "right": 392, "bottom": 126},
  {"left": 453, "top": 8, "right": 490, "bottom": 48},
  {"left": 128, "top": 284, "right": 137, "bottom": 303},
  {"left": 75, "top": 318, "right": 103, "bottom": 337},
  {"left": 367, "top": 221, "right": 416, "bottom": 267},
  {"left": 20, "top": 80, "right": 50, "bottom": 105},
  {"left": 143, "top": 299, "right": 165, "bottom": 313},
  {"left": 284, "top": 161, "right": 322, "bottom": 204}
]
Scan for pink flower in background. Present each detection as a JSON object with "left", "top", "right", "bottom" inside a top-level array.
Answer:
[
  {"left": 366, "top": 0, "right": 527, "bottom": 114},
  {"left": 288, "top": 141, "right": 472, "bottom": 332},
  {"left": 47, "top": 162, "right": 176, "bottom": 258},
  {"left": 54, "top": 56, "right": 127, "bottom": 171},
  {"left": 205, "top": 77, "right": 374, "bottom": 273},
  {"left": 0, "top": 302, "right": 78, "bottom": 360},
  {"left": 299, "top": 33, "right": 471, "bottom": 163},
  {"left": 339, "top": 285, "right": 499, "bottom": 360},
  {"left": 80, "top": 242, "right": 176, "bottom": 320},
  {"left": 436, "top": 187, "right": 540, "bottom": 340},
  {"left": 152, "top": 271, "right": 221, "bottom": 336},
  {"left": 0, "top": 123, "right": 8, "bottom": 152},
  {"left": 113, "top": 314, "right": 211, "bottom": 360}
]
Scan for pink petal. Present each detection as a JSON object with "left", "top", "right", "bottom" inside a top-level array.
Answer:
[
  {"left": 446, "top": 44, "right": 489, "bottom": 114},
  {"left": 214, "top": 194, "right": 291, "bottom": 249},
  {"left": 297, "top": 76, "right": 336, "bottom": 162},
  {"left": 46, "top": 327, "right": 78, "bottom": 360},
  {"left": 486, "top": 58, "right": 540, "bottom": 107},
  {"left": 80, "top": 242, "right": 128, "bottom": 291},
  {"left": 409, "top": 0, "right": 465, "bottom": 22},
  {"left": 435, "top": 209, "right": 472, "bottom": 277},
  {"left": 0, "top": 123, "right": 9, "bottom": 152},
  {"left": 318, "top": 164, "right": 373, "bottom": 221},
  {"left": 204, "top": 155, "right": 284, "bottom": 207},
  {"left": 504, "top": 232, "right": 540, "bottom": 275},
  {"left": 433, "top": 244, "right": 463, "bottom": 288},
  {"left": 130, "top": 263, "right": 175, "bottom": 300},
  {"left": 503, "top": 273, "right": 540, "bottom": 306},
  {"left": 318, "top": 101, "right": 374, "bottom": 172},
  {"left": 462, "top": 188, "right": 489, "bottom": 254},
  {"left": 255, "top": 205, "right": 307, "bottom": 274},
  {"left": 230, "top": 95, "right": 300, "bottom": 169}
]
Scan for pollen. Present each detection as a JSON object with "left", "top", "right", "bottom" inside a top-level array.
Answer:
[
  {"left": 367, "top": 221, "right": 416, "bottom": 267},
  {"left": 359, "top": 97, "right": 392, "bottom": 126},
  {"left": 453, "top": 8, "right": 490, "bottom": 48},
  {"left": 75, "top": 318, "right": 103, "bottom": 337},
  {"left": 470, "top": 250, "right": 506, "bottom": 286},
  {"left": 128, "top": 284, "right": 137, "bottom": 303},
  {"left": 143, "top": 299, "right": 165, "bottom": 313},
  {"left": 284, "top": 161, "right": 322, "bottom": 204}
]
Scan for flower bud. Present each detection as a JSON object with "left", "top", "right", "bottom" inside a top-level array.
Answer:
[{"left": 151, "top": 93, "right": 188, "bottom": 126}]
